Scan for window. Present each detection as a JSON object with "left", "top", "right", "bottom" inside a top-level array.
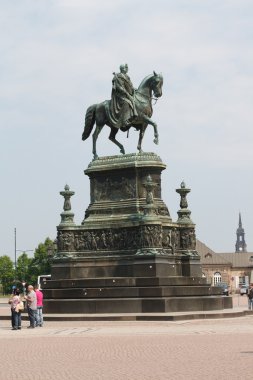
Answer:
[{"left": 213, "top": 272, "right": 222, "bottom": 285}]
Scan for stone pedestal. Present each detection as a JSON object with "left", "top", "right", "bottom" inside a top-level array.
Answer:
[{"left": 43, "top": 153, "right": 232, "bottom": 313}]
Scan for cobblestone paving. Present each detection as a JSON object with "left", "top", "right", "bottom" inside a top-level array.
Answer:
[{"left": 1, "top": 316, "right": 253, "bottom": 380}]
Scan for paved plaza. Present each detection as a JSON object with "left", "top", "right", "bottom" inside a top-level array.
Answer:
[{"left": 0, "top": 295, "right": 253, "bottom": 380}]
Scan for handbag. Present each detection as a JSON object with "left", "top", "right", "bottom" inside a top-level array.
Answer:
[{"left": 15, "top": 300, "right": 24, "bottom": 312}]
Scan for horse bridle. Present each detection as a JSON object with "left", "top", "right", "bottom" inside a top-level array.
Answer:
[
  {"left": 135, "top": 75, "right": 161, "bottom": 104},
  {"left": 135, "top": 90, "right": 159, "bottom": 104}
]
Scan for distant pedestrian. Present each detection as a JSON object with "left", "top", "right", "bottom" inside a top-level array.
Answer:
[
  {"left": 8, "top": 289, "right": 22, "bottom": 330},
  {"left": 12, "top": 285, "right": 16, "bottom": 294},
  {"left": 35, "top": 285, "right": 44, "bottom": 327},
  {"left": 247, "top": 283, "right": 253, "bottom": 310},
  {"left": 24, "top": 285, "right": 37, "bottom": 328}
]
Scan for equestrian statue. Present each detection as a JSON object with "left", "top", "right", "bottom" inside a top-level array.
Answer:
[{"left": 82, "top": 64, "right": 163, "bottom": 159}]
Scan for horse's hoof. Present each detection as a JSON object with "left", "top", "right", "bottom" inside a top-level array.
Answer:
[
  {"left": 153, "top": 138, "right": 159, "bottom": 145},
  {"left": 120, "top": 148, "right": 125, "bottom": 155},
  {"left": 93, "top": 154, "right": 98, "bottom": 160}
]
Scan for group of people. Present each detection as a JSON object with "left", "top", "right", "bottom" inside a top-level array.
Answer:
[{"left": 8, "top": 284, "right": 43, "bottom": 330}]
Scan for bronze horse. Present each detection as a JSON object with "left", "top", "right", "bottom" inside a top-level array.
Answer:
[{"left": 82, "top": 72, "right": 163, "bottom": 159}]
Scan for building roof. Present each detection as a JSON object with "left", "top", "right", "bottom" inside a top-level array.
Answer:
[
  {"left": 197, "top": 240, "right": 253, "bottom": 268},
  {"left": 217, "top": 252, "right": 253, "bottom": 268},
  {"left": 196, "top": 240, "right": 216, "bottom": 256},
  {"left": 197, "top": 240, "right": 232, "bottom": 266}
]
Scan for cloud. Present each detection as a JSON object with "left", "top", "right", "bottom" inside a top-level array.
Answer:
[{"left": 1, "top": 0, "right": 253, "bottom": 255}]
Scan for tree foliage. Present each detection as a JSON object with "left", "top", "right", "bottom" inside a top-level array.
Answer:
[
  {"left": 0, "top": 237, "right": 54, "bottom": 294},
  {"left": 0, "top": 255, "right": 14, "bottom": 294},
  {"left": 28, "top": 237, "right": 54, "bottom": 285},
  {"left": 16, "top": 252, "right": 33, "bottom": 284}
]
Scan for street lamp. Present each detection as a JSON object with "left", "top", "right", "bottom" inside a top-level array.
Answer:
[{"left": 16, "top": 250, "right": 33, "bottom": 255}]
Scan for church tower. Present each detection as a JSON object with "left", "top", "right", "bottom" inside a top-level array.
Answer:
[{"left": 235, "top": 213, "right": 247, "bottom": 252}]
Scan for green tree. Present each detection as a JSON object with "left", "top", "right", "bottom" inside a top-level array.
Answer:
[
  {"left": 0, "top": 255, "right": 14, "bottom": 295},
  {"left": 16, "top": 252, "right": 33, "bottom": 284},
  {"left": 29, "top": 237, "right": 54, "bottom": 284}
]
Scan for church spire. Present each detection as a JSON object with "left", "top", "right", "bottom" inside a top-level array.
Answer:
[
  {"left": 239, "top": 212, "right": 242, "bottom": 228},
  {"left": 235, "top": 213, "right": 247, "bottom": 253}
]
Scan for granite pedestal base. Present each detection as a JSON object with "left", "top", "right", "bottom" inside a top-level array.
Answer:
[{"left": 43, "top": 153, "right": 232, "bottom": 314}]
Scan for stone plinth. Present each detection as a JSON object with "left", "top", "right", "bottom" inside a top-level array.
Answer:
[
  {"left": 82, "top": 152, "right": 171, "bottom": 225},
  {"left": 43, "top": 153, "right": 232, "bottom": 313}
]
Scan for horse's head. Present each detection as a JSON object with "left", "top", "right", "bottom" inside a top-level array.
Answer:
[
  {"left": 137, "top": 72, "right": 163, "bottom": 100},
  {"left": 151, "top": 71, "right": 163, "bottom": 98}
]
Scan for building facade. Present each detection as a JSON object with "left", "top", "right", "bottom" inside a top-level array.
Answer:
[{"left": 197, "top": 240, "right": 253, "bottom": 293}]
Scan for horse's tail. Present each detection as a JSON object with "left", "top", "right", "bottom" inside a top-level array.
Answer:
[{"left": 82, "top": 104, "right": 96, "bottom": 141}]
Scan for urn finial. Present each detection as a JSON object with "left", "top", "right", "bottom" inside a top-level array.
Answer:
[{"left": 59, "top": 185, "right": 75, "bottom": 225}]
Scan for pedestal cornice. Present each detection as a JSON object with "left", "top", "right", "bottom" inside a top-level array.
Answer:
[{"left": 85, "top": 152, "right": 166, "bottom": 174}]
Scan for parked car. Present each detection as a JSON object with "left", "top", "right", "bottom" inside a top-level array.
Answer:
[
  {"left": 240, "top": 285, "right": 248, "bottom": 296},
  {"left": 216, "top": 282, "right": 229, "bottom": 296}
]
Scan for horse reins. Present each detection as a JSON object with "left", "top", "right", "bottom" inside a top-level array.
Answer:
[{"left": 135, "top": 90, "right": 159, "bottom": 105}]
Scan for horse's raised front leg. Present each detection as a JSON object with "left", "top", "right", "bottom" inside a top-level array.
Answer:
[
  {"left": 92, "top": 124, "right": 104, "bottom": 159},
  {"left": 109, "top": 128, "right": 125, "bottom": 155},
  {"left": 141, "top": 115, "right": 159, "bottom": 145},
  {"left": 137, "top": 125, "right": 147, "bottom": 153}
]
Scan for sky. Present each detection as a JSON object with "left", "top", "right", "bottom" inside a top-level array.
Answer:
[{"left": 1, "top": 0, "right": 253, "bottom": 260}]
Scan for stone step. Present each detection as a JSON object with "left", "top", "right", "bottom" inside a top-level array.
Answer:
[
  {"left": 42, "top": 276, "right": 208, "bottom": 289},
  {"left": 43, "top": 295, "right": 232, "bottom": 314},
  {"left": 43, "top": 285, "right": 222, "bottom": 299}
]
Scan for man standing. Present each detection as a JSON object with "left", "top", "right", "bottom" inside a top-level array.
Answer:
[
  {"left": 247, "top": 283, "right": 253, "bottom": 310},
  {"left": 111, "top": 64, "right": 137, "bottom": 129},
  {"left": 24, "top": 285, "right": 37, "bottom": 328},
  {"left": 35, "top": 285, "right": 44, "bottom": 327}
]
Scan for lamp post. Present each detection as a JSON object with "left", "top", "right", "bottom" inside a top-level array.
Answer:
[{"left": 14, "top": 227, "right": 16, "bottom": 273}]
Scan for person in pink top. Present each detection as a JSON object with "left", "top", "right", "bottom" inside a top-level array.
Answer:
[{"left": 35, "top": 286, "right": 44, "bottom": 327}]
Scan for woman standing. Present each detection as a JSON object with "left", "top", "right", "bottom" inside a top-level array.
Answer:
[{"left": 8, "top": 289, "right": 22, "bottom": 330}]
